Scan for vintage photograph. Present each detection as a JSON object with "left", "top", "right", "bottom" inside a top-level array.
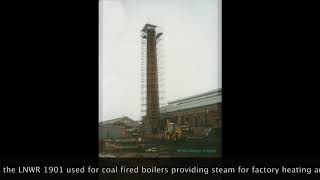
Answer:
[{"left": 99, "top": 0, "right": 221, "bottom": 158}]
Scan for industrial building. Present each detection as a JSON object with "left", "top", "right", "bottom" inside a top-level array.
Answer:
[
  {"left": 99, "top": 116, "right": 139, "bottom": 140},
  {"left": 160, "top": 88, "right": 222, "bottom": 136},
  {"left": 100, "top": 116, "right": 139, "bottom": 128},
  {"left": 99, "top": 22, "right": 221, "bottom": 157}
]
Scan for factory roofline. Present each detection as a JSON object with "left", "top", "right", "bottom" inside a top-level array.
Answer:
[
  {"left": 168, "top": 88, "right": 222, "bottom": 104},
  {"left": 160, "top": 88, "right": 222, "bottom": 113},
  {"left": 99, "top": 116, "right": 137, "bottom": 126}
]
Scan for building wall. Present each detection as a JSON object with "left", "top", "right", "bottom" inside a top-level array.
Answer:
[
  {"left": 160, "top": 102, "right": 222, "bottom": 135},
  {"left": 207, "top": 103, "right": 222, "bottom": 128},
  {"left": 99, "top": 125, "right": 126, "bottom": 140}
]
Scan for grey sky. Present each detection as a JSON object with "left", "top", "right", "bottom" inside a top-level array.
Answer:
[{"left": 99, "top": 0, "right": 221, "bottom": 121}]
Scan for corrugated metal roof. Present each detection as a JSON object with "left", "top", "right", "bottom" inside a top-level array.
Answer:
[
  {"left": 168, "top": 88, "right": 221, "bottom": 104},
  {"left": 160, "top": 89, "right": 222, "bottom": 113}
]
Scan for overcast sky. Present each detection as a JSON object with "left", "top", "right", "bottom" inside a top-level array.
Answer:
[{"left": 99, "top": 0, "right": 221, "bottom": 121}]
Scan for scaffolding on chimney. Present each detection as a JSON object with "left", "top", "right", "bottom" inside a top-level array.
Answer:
[{"left": 140, "top": 24, "right": 166, "bottom": 124}]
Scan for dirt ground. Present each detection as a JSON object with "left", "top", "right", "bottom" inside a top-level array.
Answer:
[{"left": 99, "top": 137, "right": 221, "bottom": 158}]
